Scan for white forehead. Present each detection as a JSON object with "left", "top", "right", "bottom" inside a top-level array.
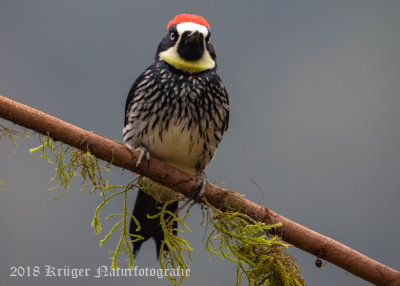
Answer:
[{"left": 176, "top": 22, "right": 209, "bottom": 36}]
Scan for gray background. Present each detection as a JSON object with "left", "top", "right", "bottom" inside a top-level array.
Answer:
[{"left": 1, "top": 1, "right": 399, "bottom": 285}]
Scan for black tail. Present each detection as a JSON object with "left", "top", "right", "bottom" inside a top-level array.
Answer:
[{"left": 130, "top": 190, "right": 178, "bottom": 259}]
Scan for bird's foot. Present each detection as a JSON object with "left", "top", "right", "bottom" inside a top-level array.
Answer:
[
  {"left": 193, "top": 170, "right": 206, "bottom": 202},
  {"left": 135, "top": 146, "right": 151, "bottom": 168}
]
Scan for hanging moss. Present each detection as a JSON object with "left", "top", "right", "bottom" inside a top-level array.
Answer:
[
  {"left": 204, "top": 202, "right": 305, "bottom": 285},
  {"left": 0, "top": 122, "right": 22, "bottom": 151},
  {"left": 156, "top": 198, "right": 194, "bottom": 285},
  {"left": 1, "top": 122, "right": 31, "bottom": 190},
  {"left": 29, "top": 136, "right": 142, "bottom": 267},
  {"left": 26, "top": 134, "right": 305, "bottom": 285}
]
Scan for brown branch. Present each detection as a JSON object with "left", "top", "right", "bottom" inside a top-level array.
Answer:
[{"left": 0, "top": 94, "right": 399, "bottom": 286}]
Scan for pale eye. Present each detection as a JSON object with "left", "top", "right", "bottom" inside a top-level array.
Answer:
[{"left": 170, "top": 32, "right": 176, "bottom": 41}]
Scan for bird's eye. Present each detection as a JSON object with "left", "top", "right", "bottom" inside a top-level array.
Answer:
[
  {"left": 170, "top": 32, "right": 176, "bottom": 41},
  {"left": 206, "top": 35, "right": 211, "bottom": 43}
]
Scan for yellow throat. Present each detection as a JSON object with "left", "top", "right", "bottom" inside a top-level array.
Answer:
[{"left": 159, "top": 48, "right": 215, "bottom": 74}]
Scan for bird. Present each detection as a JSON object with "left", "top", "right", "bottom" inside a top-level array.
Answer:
[{"left": 123, "top": 13, "right": 229, "bottom": 258}]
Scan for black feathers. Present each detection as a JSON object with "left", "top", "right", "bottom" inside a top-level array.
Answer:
[
  {"left": 123, "top": 20, "right": 229, "bottom": 258},
  {"left": 130, "top": 190, "right": 178, "bottom": 258},
  {"left": 177, "top": 31, "right": 204, "bottom": 61},
  {"left": 155, "top": 25, "right": 179, "bottom": 61},
  {"left": 123, "top": 61, "right": 229, "bottom": 160}
]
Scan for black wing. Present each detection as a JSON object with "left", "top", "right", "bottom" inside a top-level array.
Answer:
[
  {"left": 124, "top": 63, "right": 156, "bottom": 126},
  {"left": 214, "top": 73, "right": 230, "bottom": 134}
]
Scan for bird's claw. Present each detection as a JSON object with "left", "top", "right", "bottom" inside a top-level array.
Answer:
[
  {"left": 194, "top": 171, "right": 206, "bottom": 202},
  {"left": 136, "top": 146, "right": 151, "bottom": 168}
]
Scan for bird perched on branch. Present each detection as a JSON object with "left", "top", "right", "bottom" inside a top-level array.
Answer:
[{"left": 123, "top": 13, "right": 229, "bottom": 258}]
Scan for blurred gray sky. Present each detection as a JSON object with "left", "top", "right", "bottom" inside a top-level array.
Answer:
[{"left": 1, "top": 1, "right": 399, "bottom": 285}]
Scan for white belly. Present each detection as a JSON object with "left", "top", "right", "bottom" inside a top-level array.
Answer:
[
  {"left": 145, "top": 124, "right": 204, "bottom": 175},
  {"left": 137, "top": 124, "right": 206, "bottom": 202}
]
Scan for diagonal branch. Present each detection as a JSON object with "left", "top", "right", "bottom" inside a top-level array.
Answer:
[{"left": 0, "top": 95, "right": 399, "bottom": 286}]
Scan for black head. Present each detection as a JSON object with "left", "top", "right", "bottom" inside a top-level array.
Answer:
[{"left": 155, "top": 20, "right": 217, "bottom": 74}]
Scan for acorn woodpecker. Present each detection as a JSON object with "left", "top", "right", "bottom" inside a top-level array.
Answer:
[{"left": 123, "top": 14, "right": 229, "bottom": 258}]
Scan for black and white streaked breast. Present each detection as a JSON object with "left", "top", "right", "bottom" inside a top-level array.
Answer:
[{"left": 123, "top": 61, "right": 229, "bottom": 175}]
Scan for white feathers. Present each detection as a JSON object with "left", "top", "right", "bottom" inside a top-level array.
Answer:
[
  {"left": 176, "top": 22, "right": 209, "bottom": 37},
  {"left": 145, "top": 123, "right": 204, "bottom": 175}
]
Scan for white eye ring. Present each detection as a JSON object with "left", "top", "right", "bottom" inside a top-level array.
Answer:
[{"left": 170, "top": 32, "right": 176, "bottom": 40}]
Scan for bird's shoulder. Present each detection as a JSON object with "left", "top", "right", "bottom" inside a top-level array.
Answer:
[{"left": 124, "top": 63, "right": 158, "bottom": 125}]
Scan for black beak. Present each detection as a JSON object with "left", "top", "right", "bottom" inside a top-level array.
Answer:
[
  {"left": 178, "top": 30, "right": 205, "bottom": 61},
  {"left": 184, "top": 31, "right": 202, "bottom": 45}
]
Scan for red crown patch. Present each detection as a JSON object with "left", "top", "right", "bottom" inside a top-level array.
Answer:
[{"left": 167, "top": 14, "right": 210, "bottom": 30}]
